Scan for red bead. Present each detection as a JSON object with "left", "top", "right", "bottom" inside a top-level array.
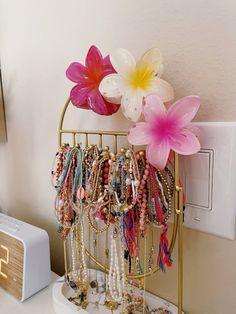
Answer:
[
  {"left": 103, "top": 167, "right": 109, "bottom": 174},
  {"left": 103, "top": 173, "right": 108, "bottom": 179}
]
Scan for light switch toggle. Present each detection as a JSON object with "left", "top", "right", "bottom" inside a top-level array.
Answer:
[{"left": 182, "top": 149, "right": 213, "bottom": 211}]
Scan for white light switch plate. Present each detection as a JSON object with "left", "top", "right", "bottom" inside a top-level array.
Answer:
[{"left": 181, "top": 122, "right": 236, "bottom": 240}]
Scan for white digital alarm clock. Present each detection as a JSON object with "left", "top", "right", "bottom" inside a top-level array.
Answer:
[{"left": 0, "top": 213, "right": 51, "bottom": 301}]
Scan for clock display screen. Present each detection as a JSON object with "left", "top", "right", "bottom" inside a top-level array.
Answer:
[{"left": 0, "top": 244, "right": 9, "bottom": 278}]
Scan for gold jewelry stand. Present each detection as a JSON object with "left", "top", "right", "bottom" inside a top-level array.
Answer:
[{"left": 58, "top": 98, "right": 184, "bottom": 314}]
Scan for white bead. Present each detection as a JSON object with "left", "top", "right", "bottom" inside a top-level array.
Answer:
[
  {"left": 124, "top": 206, "right": 129, "bottom": 213},
  {"left": 126, "top": 178, "right": 131, "bottom": 186},
  {"left": 97, "top": 196, "right": 103, "bottom": 203},
  {"left": 134, "top": 179, "right": 140, "bottom": 187},
  {"left": 125, "top": 150, "right": 130, "bottom": 158},
  {"left": 92, "top": 160, "right": 97, "bottom": 167}
]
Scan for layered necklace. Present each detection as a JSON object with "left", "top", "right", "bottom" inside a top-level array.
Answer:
[{"left": 52, "top": 143, "right": 177, "bottom": 311}]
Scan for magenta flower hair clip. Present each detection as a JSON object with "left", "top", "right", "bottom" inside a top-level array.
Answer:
[
  {"left": 66, "top": 45, "right": 120, "bottom": 115},
  {"left": 128, "top": 94, "right": 201, "bottom": 170}
]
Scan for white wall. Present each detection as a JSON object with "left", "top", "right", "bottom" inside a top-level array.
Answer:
[{"left": 0, "top": 1, "right": 236, "bottom": 313}]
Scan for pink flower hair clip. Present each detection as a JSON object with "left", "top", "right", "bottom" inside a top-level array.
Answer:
[
  {"left": 66, "top": 45, "right": 120, "bottom": 115},
  {"left": 128, "top": 94, "right": 201, "bottom": 169}
]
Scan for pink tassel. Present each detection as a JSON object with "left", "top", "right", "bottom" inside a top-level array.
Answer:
[
  {"left": 125, "top": 210, "right": 137, "bottom": 256},
  {"left": 149, "top": 165, "right": 173, "bottom": 271}
]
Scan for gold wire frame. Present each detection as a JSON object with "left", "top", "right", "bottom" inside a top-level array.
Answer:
[{"left": 58, "top": 98, "right": 184, "bottom": 314}]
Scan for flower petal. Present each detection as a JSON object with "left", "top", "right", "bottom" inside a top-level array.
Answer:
[
  {"left": 158, "top": 64, "right": 164, "bottom": 77},
  {"left": 146, "top": 141, "right": 170, "bottom": 170},
  {"left": 137, "top": 47, "right": 162, "bottom": 76},
  {"left": 167, "top": 95, "right": 200, "bottom": 127},
  {"left": 99, "top": 74, "right": 123, "bottom": 104},
  {"left": 170, "top": 128, "right": 200, "bottom": 155},
  {"left": 104, "top": 99, "right": 120, "bottom": 115},
  {"left": 110, "top": 48, "right": 136, "bottom": 77},
  {"left": 149, "top": 77, "right": 174, "bottom": 102},
  {"left": 128, "top": 122, "right": 151, "bottom": 146},
  {"left": 143, "top": 94, "right": 166, "bottom": 122},
  {"left": 70, "top": 84, "right": 90, "bottom": 109},
  {"left": 88, "top": 89, "right": 120, "bottom": 115},
  {"left": 121, "top": 89, "right": 144, "bottom": 122},
  {"left": 103, "top": 55, "right": 112, "bottom": 67},
  {"left": 103, "top": 55, "right": 116, "bottom": 75},
  {"left": 186, "top": 123, "right": 202, "bottom": 138},
  {"left": 85, "top": 45, "right": 103, "bottom": 72},
  {"left": 66, "top": 62, "right": 87, "bottom": 83}
]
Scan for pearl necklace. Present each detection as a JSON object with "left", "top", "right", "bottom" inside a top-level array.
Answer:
[
  {"left": 70, "top": 227, "right": 78, "bottom": 281},
  {"left": 108, "top": 229, "right": 124, "bottom": 303}
]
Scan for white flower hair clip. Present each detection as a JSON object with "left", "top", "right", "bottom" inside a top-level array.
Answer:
[{"left": 99, "top": 47, "right": 174, "bottom": 122}]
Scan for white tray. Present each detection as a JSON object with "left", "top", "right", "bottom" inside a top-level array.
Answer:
[{"left": 52, "top": 269, "right": 184, "bottom": 314}]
